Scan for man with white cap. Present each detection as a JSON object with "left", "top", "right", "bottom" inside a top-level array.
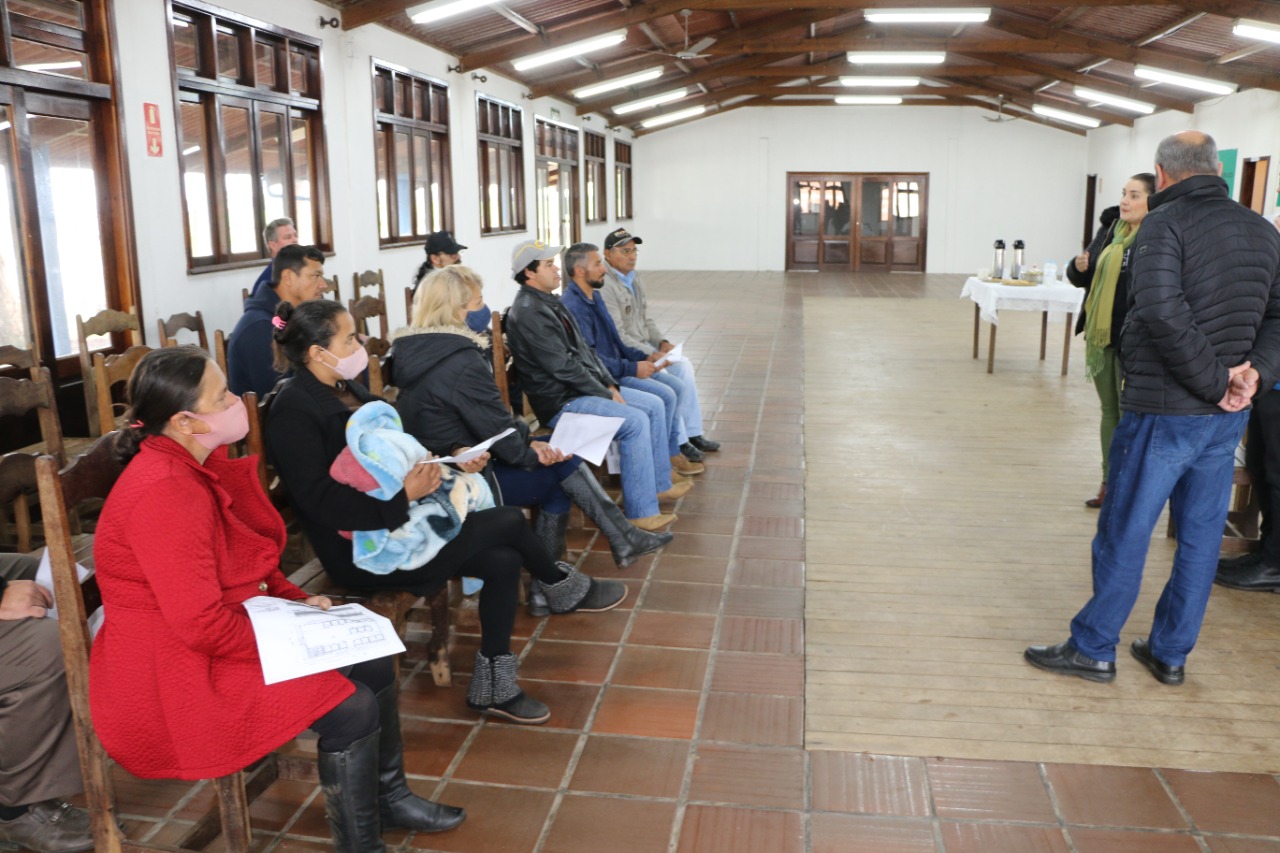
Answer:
[
  {"left": 601, "top": 227, "right": 719, "bottom": 459},
  {"left": 504, "top": 239, "right": 686, "bottom": 532}
]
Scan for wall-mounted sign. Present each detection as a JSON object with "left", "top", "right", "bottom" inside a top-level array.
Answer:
[{"left": 144, "top": 102, "right": 162, "bottom": 157}]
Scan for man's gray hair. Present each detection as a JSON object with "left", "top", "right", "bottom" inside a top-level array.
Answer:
[
  {"left": 1155, "top": 133, "right": 1219, "bottom": 181},
  {"left": 563, "top": 242, "right": 599, "bottom": 279},
  {"left": 263, "top": 217, "right": 295, "bottom": 245}
]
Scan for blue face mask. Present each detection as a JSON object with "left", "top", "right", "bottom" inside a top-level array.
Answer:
[{"left": 465, "top": 304, "right": 491, "bottom": 334}]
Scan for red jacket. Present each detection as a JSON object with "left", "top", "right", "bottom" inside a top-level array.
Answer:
[{"left": 90, "top": 436, "right": 353, "bottom": 780}]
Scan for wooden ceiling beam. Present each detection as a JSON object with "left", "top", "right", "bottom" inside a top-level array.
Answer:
[
  {"left": 529, "top": 55, "right": 667, "bottom": 99},
  {"left": 456, "top": 0, "right": 692, "bottom": 71},
  {"left": 951, "top": 76, "right": 1134, "bottom": 126},
  {"left": 576, "top": 53, "right": 809, "bottom": 115},
  {"left": 704, "top": 36, "right": 1077, "bottom": 55},
  {"left": 1176, "top": 0, "right": 1280, "bottom": 26},
  {"left": 1132, "top": 12, "right": 1206, "bottom": 47},
  {"left": 954, "top": 53, "right": 1198, "bottom": 112},
  {"left": 342, "top": 0, "right": 422, "bottom": 31},
  {"left": 989, "top": 11, "right": 1280, "bottom": 91}
]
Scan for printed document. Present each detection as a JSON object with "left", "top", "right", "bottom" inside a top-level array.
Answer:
[
  {"left": 244, "top": 596, "right": 406, "bottom": 685},
  {"left": 548, "top": 413, "right": 625, "bottom": 465},
  {"left": 420, "top": 427, "right": 516, "bottom": 465},
  {"left": 653, "top": 342, "right": 687, "bottom": 368}
]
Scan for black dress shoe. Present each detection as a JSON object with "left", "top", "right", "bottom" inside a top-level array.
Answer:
[
  {"left": 1024, "top": 641, "right": 1116, "bottom": 683},
  {"left": 689, "top": 435, "right": 720, "bottom": 453},
  {"left": 1129, "top": 638, "right": 1184, "bottom": 686},
  {"left": 1214, "top": 559, "right": 1280, "bottom": 591},
  {"left": 1217, "top": 551, "right": 1263, "bottom": 572},
  {"left": 679, "top": 441, "right": 705, "bottom": 463}
]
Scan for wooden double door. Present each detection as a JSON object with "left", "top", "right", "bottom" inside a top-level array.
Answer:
[{"left": 786, "top": 172, "right": 928, "bottom": 272}]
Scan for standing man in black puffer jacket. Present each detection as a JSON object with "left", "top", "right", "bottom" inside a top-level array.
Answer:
[{"left": 1026, "top": 131, "right": 1280, "bottom": 687}]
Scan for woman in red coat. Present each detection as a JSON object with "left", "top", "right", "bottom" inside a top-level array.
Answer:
[{"left": 90, "top": 347, "right": 463, "bottom": 852}]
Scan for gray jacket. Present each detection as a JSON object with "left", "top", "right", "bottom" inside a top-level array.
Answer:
[{"left": 602, "top": 265, "right": 666, "bottom": 354}]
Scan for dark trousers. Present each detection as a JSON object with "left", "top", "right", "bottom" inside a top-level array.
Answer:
[
  {"left": 1244, "top": 388, "right": 1280, "bottom": 561},
  {"left": 493, "top": 458, "right": 582, "bottom": 514}
]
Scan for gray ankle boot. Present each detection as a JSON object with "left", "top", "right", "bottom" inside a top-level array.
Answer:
[
  {"left": 467, "top": 651, "right": 550, "bottom": 724},
  {"left": 318, "top": 729, "right": 387, "bottom": 853},
  {"left": 529, "top": 510, "right": 570, "bottom": 617},
  {"left": 540, "top": 562, "right": 627, "bottom": 614},
  {"left": 558, "top": 466, "right": 672, "bottom": 567}
]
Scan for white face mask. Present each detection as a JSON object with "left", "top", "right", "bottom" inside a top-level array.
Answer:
[{"left": 320, "top": 345, "right": 369, "bottom": 381}]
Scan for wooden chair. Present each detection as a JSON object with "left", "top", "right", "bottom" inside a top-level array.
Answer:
[
  {"left": 404, "top": 286, "right": 415, "bottom": 323},
  {"left": 91, "top": 346, "right": 153, "bottom": 438},
  {"left": 0, "top": 343, "right": 39, "bottom": 378},
  {"left": 327, "top": 274, "right": 342, "bottom": 303},
  {"left": 157, "top": 312, "right": 209, "bottom": 350},
  {"left": 351, "top": 269, "right": 386, "bottom": 303},
  {"left": 491, "top": 310, "right": 513, "bottom": 413},
  {"left": 76, "top": 308, "right": 142, "bottom": 437},
  {"left": 214, "top": 330, "right": 229, "bottom": 379},
  {"left": 2, "top": 367, "right": 67, "bottom": 465},
  {"left": 0, "top": 452, "right": 38, "bottom": 552},
  {"left": 36, "top": 434, "right": 298, "bottom": 853},
  {"left": 349, "top": 293, "right": 389, "bottom": 341},
  {"left": 367, "top": 353, "right": 398, "bottom": 403},
  {"left": 246, "top": 385, "right": 454, "bottom": 685}
]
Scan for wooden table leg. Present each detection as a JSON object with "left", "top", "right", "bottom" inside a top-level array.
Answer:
[
  {"left": 1062, "top": 313, "right": 1073, "bottom": 376},
  {"left": 1040, "top": 311, "right": 1048, "bottom": 360},
  {"left": 987, "top": 323, "right": 997, "bottom": 374},
  {"left": 973, "top": 303, "right": 980, "bottom": 359}
]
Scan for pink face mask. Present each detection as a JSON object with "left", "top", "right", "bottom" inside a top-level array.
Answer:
[
  {"left": 321, "top": 345, "right": 369, "bottom": 381},
  {"left": 182, "top": 394, "right": 249, "bottom": 450}
]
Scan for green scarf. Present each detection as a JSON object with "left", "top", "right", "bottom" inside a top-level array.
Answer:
[{"left": 1084, "top": 219, "right": 1138, "bottom": 379}]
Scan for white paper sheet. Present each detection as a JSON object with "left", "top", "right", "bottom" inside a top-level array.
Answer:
[
  {"left": 548, "top": 412, "right": 626, "bottom": 466},
  {"left": 34, "top": 549, "right": 105, "bottom": 637},
  {"left": 653, "top": 342, "right": 687, "bottom": 368},
  {"left": 243, "top": 596, "right": 407, "bottom": 685},
  {"left": 419, "top": 427, "right": 516, "bottom": 465}
]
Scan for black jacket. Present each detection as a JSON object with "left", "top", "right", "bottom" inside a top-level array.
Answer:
[
  {"left": 1120, "top": 175, "right": 1280, "bottom": 415},
  {"left": 391, "top": 326, "right": 539, "bottom": 469},
  {"left": 263, "top": 369, "right": 412, "bottom": 590},
  {"left": 1067, "top": 205, "right": 1123, "bottom": 338},
  {"left": 505, "top": 284, "right": 615, "bottom": 425}
]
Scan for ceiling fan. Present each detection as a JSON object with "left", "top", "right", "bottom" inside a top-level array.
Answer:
[
  {"left": 983, "top": 94, "right": 1016, "bottom": 122},
  {"left": 641, "top": 9, "right": 717, "bottom": 60}
]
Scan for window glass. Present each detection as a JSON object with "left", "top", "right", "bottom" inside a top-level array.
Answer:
[
  {"left": 394, "top": 130, "right": 411, "bottom": 236},
  {"left": 180, "top": 102, "right": 213, "bottom": 258},
  {"left": 11, "top": 0, "right": 83, "bottom": 28},
  {"left": 219, "top": 104, "right": 255, "bottom": 254},
  {"left": 429, "top": 137, "right": 445, "bottom": 233},
  {"left": 413, "top": 134, "right": 429, "bottom": 234},
  {"left": 374, "top": 127, "right": 389, "bottom": 241},
  {"left": 28, "top": 114, "right": 107, "bottom": 357},
  {"left": 290, "top": 115, "right": 314, "bottom": 244},
  {"left": 259, "top": 110, "right": 286, "bottom": 225},
  {"left": 0, "top": 108, "right": 31, "bottom": 350},
  {"left": 255, "top": 40, "right": 276, "bottom": 89},
  {"left": 371, "top": 64, "right": 450, "bottom": 245},
  {"left": 171, "top": 14, "right": 200, "bottom": 71},
  {"left": 11, "top": 39, "right": 88, "bottom": 79},
  {"left": 289, "top": 49, "right": 307, "bottom": 95},
  {"left": 216, "top": 26, "right": 239, "bottom": 81}
]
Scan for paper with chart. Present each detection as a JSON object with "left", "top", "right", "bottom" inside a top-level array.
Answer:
[
  {"left": 419, "top": 427, "right": 516, "bottom": 465},
  {"left": 548, "top": 412, "right": 625, "bottom": 465},
  {"left": 653, "top": 342, "right": 687, "bottom": 368},
  {"left": 244, "top": 596, "right": 406, "bottom": 685}
]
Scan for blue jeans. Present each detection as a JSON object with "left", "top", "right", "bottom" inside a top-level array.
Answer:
[
  {"left": 664, "top": 359, "right": 704, "bottom": 438},
  {"left": 493, "top": 458, "right": 582, "bottom": 514},
  {"left": 1069, "top": 410, "right": 1248, "bottom": 666},
  {"left": 553, "top": 395, "right": 669, "bottom": 519},
  {"left": 620, "top": 376, "right": 681, "bottom": 456}
]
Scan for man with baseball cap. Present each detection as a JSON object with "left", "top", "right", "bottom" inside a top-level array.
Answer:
[
  {"left": 505, "top": 239, "right": 685, "bottom": 532},
  {"left": 601, "top": 228, "right": 719, "bottom": 459},
  {"left": 412, "top": 231, "right": 491, "bottom": 333}
]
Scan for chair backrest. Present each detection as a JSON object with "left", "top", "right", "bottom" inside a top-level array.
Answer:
[
  {"left": 349, "top": 294, "right": 389, "bottom": 341},
  {"left": 214, "top": 329, "right": 229, "bottom": 378},
  {"left": 352, "top": 269, "right": 385, "bottom": 304},
  {"left": 76, "top": 307, "right": 141, "bottom": 437},
  {"left": 491, "top": 310, "right": 512, "bottom": 413},
  {"left": 0, "top": 342, "right": 38, "bottom": 377},
  {"left": 158, "top": 311, "right": 209, "bottom": 350},
  {"left": 404, "top": 285, "right": 414, "bottom": 323},
  {"left": 243, "top": 389, "right": 277, "bottom": 498},
  {"left": 91, "top": 345, "right": 152, "bottom": 438},
  {"left": 241, "top": 286, "right": 250, "bottom": 305},
  {"left": 0, "top": 451, "right": 38, "bottom": 552},
  {"left": 0, "top": 366, "right": 66, "bottom": 464},
  {"left": 35, "top": 435, "right": 126, "bottom": 851},
  {"left": 328, "top": 274, "right": 342, "bottom": 303}
]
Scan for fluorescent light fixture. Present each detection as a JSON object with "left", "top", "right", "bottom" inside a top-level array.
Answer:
[
  {"left": 407, "top": 0, "right": 493, "bottom": 25},
  {"left": 847, "top": 51, "right": 946, "bottom": 64},
  {"left": 1072, "top": 86, "right": 1155, "bottom": 114},
  {"left": 864, "top": 7, "right": 990, "bottom": 23},
  {"left": 640, "top": 105, "right": 706, "bottom": 128},
  {"left": 512, "top": 30, "right": 627, "bottom": 72},
  {"left": 18, "top": 61, "right": 82, "bottom": 72},
  {"left": 840, "top": 76, "right": 920, "bottom": 87},
  {"left": 1233, "top": 17, "right": 1280, "bottom": 43},
  {"left": 572, "top": 66, "right": 663, "bottom": 99},
  {"left": 182, "top": 145, "right": 201, "bottom": 155},
  {"left": 613, "top": 87, "right": 687, "bottom": 115},
  {"left": 1133, "top": 65, "right": 1236, "bottom": 96},
  {"left": 1032, "top": 104, "right": 1101, "bottom": 128},
  {"left": 0, "top": 121, "right": 10, "bottom": 132},
  {"left": 835, "top": 95, "right": 904, "bottom": 105}
]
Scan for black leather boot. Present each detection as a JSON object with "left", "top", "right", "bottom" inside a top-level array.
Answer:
[
  {"left": 318, "top": 729, "right": 387, "bottom": 853},
  {"left": 529, "top": 510, "right": 570, "bottom": 616},
  {"left": 374, "top": 684, "right": 465, "bottom": 833},
  {"left": 559, "top": 465, "right": 672, "bottom": 568}
]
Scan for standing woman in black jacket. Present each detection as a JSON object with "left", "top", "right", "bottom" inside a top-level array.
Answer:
[
  {"left": 264, "top": 300, "right": 625, "bottom": 725},
  {"left": 393, "top": 266, "right": 672, "bottom": 609},
  {"left": 1067, "top": 173, "right": 1155, "bottom": 508}
]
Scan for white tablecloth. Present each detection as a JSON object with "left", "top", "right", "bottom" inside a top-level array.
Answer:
[{"left": 961, "top": 277, "right": 1084, "bottom": 325}]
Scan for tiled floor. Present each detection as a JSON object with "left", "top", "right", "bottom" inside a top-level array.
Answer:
[{"left": 108, "top": 272, "right": 1280, "bottom": 852}]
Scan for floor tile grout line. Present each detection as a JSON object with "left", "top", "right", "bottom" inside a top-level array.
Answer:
[{"left": 1037, "top": 761, "right": 1081, "bottom": 853}]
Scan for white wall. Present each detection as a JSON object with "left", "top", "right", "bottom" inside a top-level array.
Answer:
[
  {"left": 113, "top": 0, "right": 633, "bottom": 342},
  {"left": 1085, "top": 88, "right": 1280, "bottom": 220},
  {"left": 630, "top": 105, "right": 1090, "bottom": 275}
]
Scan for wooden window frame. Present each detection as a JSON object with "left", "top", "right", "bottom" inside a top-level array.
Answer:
[
  {"left": 476, "top": 93, "right": 524, "bottom": 236},
  {"left": 167, "top": 0, "right": 332, "bottom": 273},
  {"left": 534, "top": 116, "right": 580, "bottom": 245},
  {"left": 583, "top": 129, "right": 606, "bottom": 225},
  {"left": 0, "top": 0, "right": 140, "bottom": 384},
  {"left": 614, "top": 139, "right": 633, "bottom": 221},
  {"left": 371, "top": 59, "right": 451, "bottom": 248}
]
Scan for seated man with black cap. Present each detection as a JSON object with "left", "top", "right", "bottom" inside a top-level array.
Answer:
[{"left": 413, "top": 231, "right": 490, "bottom": 335}]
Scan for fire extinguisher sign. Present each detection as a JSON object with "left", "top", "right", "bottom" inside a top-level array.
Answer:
[{"left": 144, "top": 102, "right": 162, "bottom": 157}]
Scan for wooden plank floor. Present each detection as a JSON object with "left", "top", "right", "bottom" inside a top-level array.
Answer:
[{"left": 804, "top": 285, "right": 1280, "bottom": 773}]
